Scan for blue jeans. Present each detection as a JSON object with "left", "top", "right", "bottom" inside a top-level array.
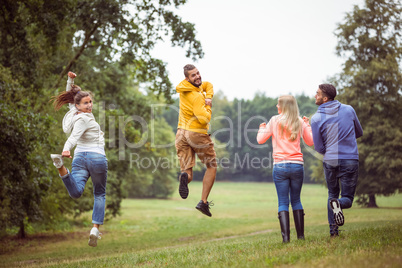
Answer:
[
  {"left": 273, "top": 163, "right": 304, "bottom": 212},
  {"left": 323, "top": 159, "right": 359, "bottom": 234},
  {"left": 61, "top": 152, "right": 108, "bottom": 225}
]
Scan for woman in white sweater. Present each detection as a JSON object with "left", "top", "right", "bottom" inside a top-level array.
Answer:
[{"left": 51, "top": 72, "right": 107, "bottom": 247}]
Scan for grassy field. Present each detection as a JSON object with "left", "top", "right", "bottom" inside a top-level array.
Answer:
[{"left": 1, "top": 182, "right": 401, "bottom": 267}]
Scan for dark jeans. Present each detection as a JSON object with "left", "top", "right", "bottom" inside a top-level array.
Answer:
[
  {"left": 323, "top": 159, "right": 359, "bottom": 234},
  {"left": 273, "top": 163, "right": 304, "bottom": 212}
]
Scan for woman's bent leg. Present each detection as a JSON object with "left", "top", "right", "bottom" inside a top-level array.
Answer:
[{"left": 61, "top": 155, "right": 90, "bottom": 199}]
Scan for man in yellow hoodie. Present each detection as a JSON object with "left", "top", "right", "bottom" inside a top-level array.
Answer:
[{"left": 175, "top": 64, "right": 217, "bottom": 217}]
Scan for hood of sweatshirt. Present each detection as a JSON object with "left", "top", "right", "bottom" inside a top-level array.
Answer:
[
  {"left": 176, "top": 79, "right": 201, "bottom": 93},
  {"left": 317, "top": 100, "right": 341, "bottom": 115},
  {"left": 62, "top": 106, "right": 95, "bottom": 134}
]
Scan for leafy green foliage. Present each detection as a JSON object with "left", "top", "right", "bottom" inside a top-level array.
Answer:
[
  {"left": 331, "top": 0, "right": 402, "bottom": 206},
  {"left": 0, "top": 0, "right": 204, "bottom": 237},
  {"left": 0, "top": 67, "right": 55, "bottom": 238}
]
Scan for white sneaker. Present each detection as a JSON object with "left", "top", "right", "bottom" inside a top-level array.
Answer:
[
  {"left": 88, "top": 227, "right": 102, "bottom": 247},
  {"left": 50, "top": 154, "right": 63, "bottom": 169},
  {"left": 330, "top": 198, "right": 344, "bottom": 226}
]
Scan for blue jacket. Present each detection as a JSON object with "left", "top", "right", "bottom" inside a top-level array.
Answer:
[{"left": 311, "top": 100, "right": 363, "bottom": 161}]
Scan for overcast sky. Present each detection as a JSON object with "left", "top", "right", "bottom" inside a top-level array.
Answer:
[{"left": 151, "top": 0, "right": 366, "bottom": 100}]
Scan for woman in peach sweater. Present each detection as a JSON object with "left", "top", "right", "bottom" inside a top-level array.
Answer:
[{"left": 256, "top": 95, "right": 313, "bottom": 243}]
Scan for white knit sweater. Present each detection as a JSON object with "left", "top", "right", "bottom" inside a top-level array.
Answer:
[{"left": 62, "top": 77, "right": 105, "bottom": 155}]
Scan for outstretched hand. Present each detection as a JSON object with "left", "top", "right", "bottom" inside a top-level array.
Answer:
[
  {"left": 62, "top": 151, "right": 72, "bottom": 158},
  {"left": 68, "top": 72, "right": 77, "bottom": 79}
]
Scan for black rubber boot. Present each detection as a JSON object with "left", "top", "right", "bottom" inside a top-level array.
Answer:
[
  {"left": 278, "top": 211, "right": 290, "bottom": 243},
  {"left": 293, "top": 209, "right": 305, "bottom": 240}
]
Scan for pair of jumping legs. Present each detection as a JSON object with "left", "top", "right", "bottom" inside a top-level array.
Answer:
[
  {"left": 51, "top": 152, "right": 107, "bottom": 247},
  {"left": 175, "top": 129, "right": 217, "bottom": 217}
]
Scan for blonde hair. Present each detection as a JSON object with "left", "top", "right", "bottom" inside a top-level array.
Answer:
[{"left": 278, "top": 95, "right": 301, "bottom": 141}]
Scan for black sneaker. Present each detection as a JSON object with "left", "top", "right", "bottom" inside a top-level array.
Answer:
[
  {"left": 330, "top": 198, "right": 344, "bottom": 226},
  {"left": 178, "top": 172, "right": 189, "bottom": 199},
  {"left": 195, "top": 200, "right": 214, "bottom": 217}
]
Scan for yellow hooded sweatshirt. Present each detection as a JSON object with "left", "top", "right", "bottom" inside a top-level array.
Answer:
[{"left": 176, "top": 79, "right": 213, "bottom": 134}]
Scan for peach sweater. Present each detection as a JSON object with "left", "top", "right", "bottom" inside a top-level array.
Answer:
[{"left": 256, "top": 115, "right": 314, "bottom": 164}]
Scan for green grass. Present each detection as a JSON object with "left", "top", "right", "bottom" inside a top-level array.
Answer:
[{"left": 1, "top": 182, "right": 401, "bottom": 267}]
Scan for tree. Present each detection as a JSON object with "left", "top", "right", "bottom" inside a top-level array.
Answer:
[
  {"left": 0, "top": 67, "right": 55, "bottom": 238},
  {"left": 0, "top": 0, "right": 203, "bottom": 96},
  {"left": 333, "top": 0, "right": 402, "bottom": 207},
  {"left": 0, "top": 0, "right": 204, "bottom": 236}
]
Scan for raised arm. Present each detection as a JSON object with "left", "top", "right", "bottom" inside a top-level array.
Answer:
[
  {"left": 193, "top": 94, "right": 212, "bottom": 125},
  {"left": 66, "top": 71, "right": 76, "bottom": 92},
  {"left": 201, "top": 81, "right": 214, "bottom": 99},
  {"left": 311, "top": 117, "right": 325, "bottom": 154},
  {"left": 201, "top": 81, "right": 213, "bottom": 107},
  {"left": 257, "top": 118, "right": 274, "bottom": 144},
  {"left": 66, "top": 72, "right": 77, "bottom": 110},
  {"left": 301, "top": 117, "right": 314, "bottom": 146}
]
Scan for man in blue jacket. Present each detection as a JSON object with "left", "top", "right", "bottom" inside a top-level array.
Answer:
[{"left": 311, "top": 84, "right": 363, "bottom": 237}]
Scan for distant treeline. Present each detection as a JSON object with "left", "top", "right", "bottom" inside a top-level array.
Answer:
[{"left": 162, "top": 92, "right": 319, "bottom": 183}]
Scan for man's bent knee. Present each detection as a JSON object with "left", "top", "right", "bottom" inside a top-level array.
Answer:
[
  {"left": 206, "top": 160, "right": 217, "bottom": 169},
  {"left": 340, "top": 197, "right": 354, "bottom": 209},
  {"left": 183, "top": 169, "right": 193, "bottom": 182}
]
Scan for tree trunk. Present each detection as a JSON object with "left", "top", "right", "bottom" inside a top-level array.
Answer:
[
  {"left": 18, "top": 220, "right": 26, "bottom": 239},
  {"left": 367, "top": 194, "right": 378, "bottom": 208}
]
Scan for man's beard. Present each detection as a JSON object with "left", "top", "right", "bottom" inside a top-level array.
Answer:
[
  {"left": 190, "top": 79, "right": 202, "bottom": 87},
  {"left": 315, "top": 99, "right": 323, "bottom": 105}
]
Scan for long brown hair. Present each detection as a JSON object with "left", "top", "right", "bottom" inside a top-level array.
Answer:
[
  {"left": 278, "top": 95, "right": 301, "bottom": 142},
  {"left": 51, "top": 85, "right": 93, "bottom": 111}
]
